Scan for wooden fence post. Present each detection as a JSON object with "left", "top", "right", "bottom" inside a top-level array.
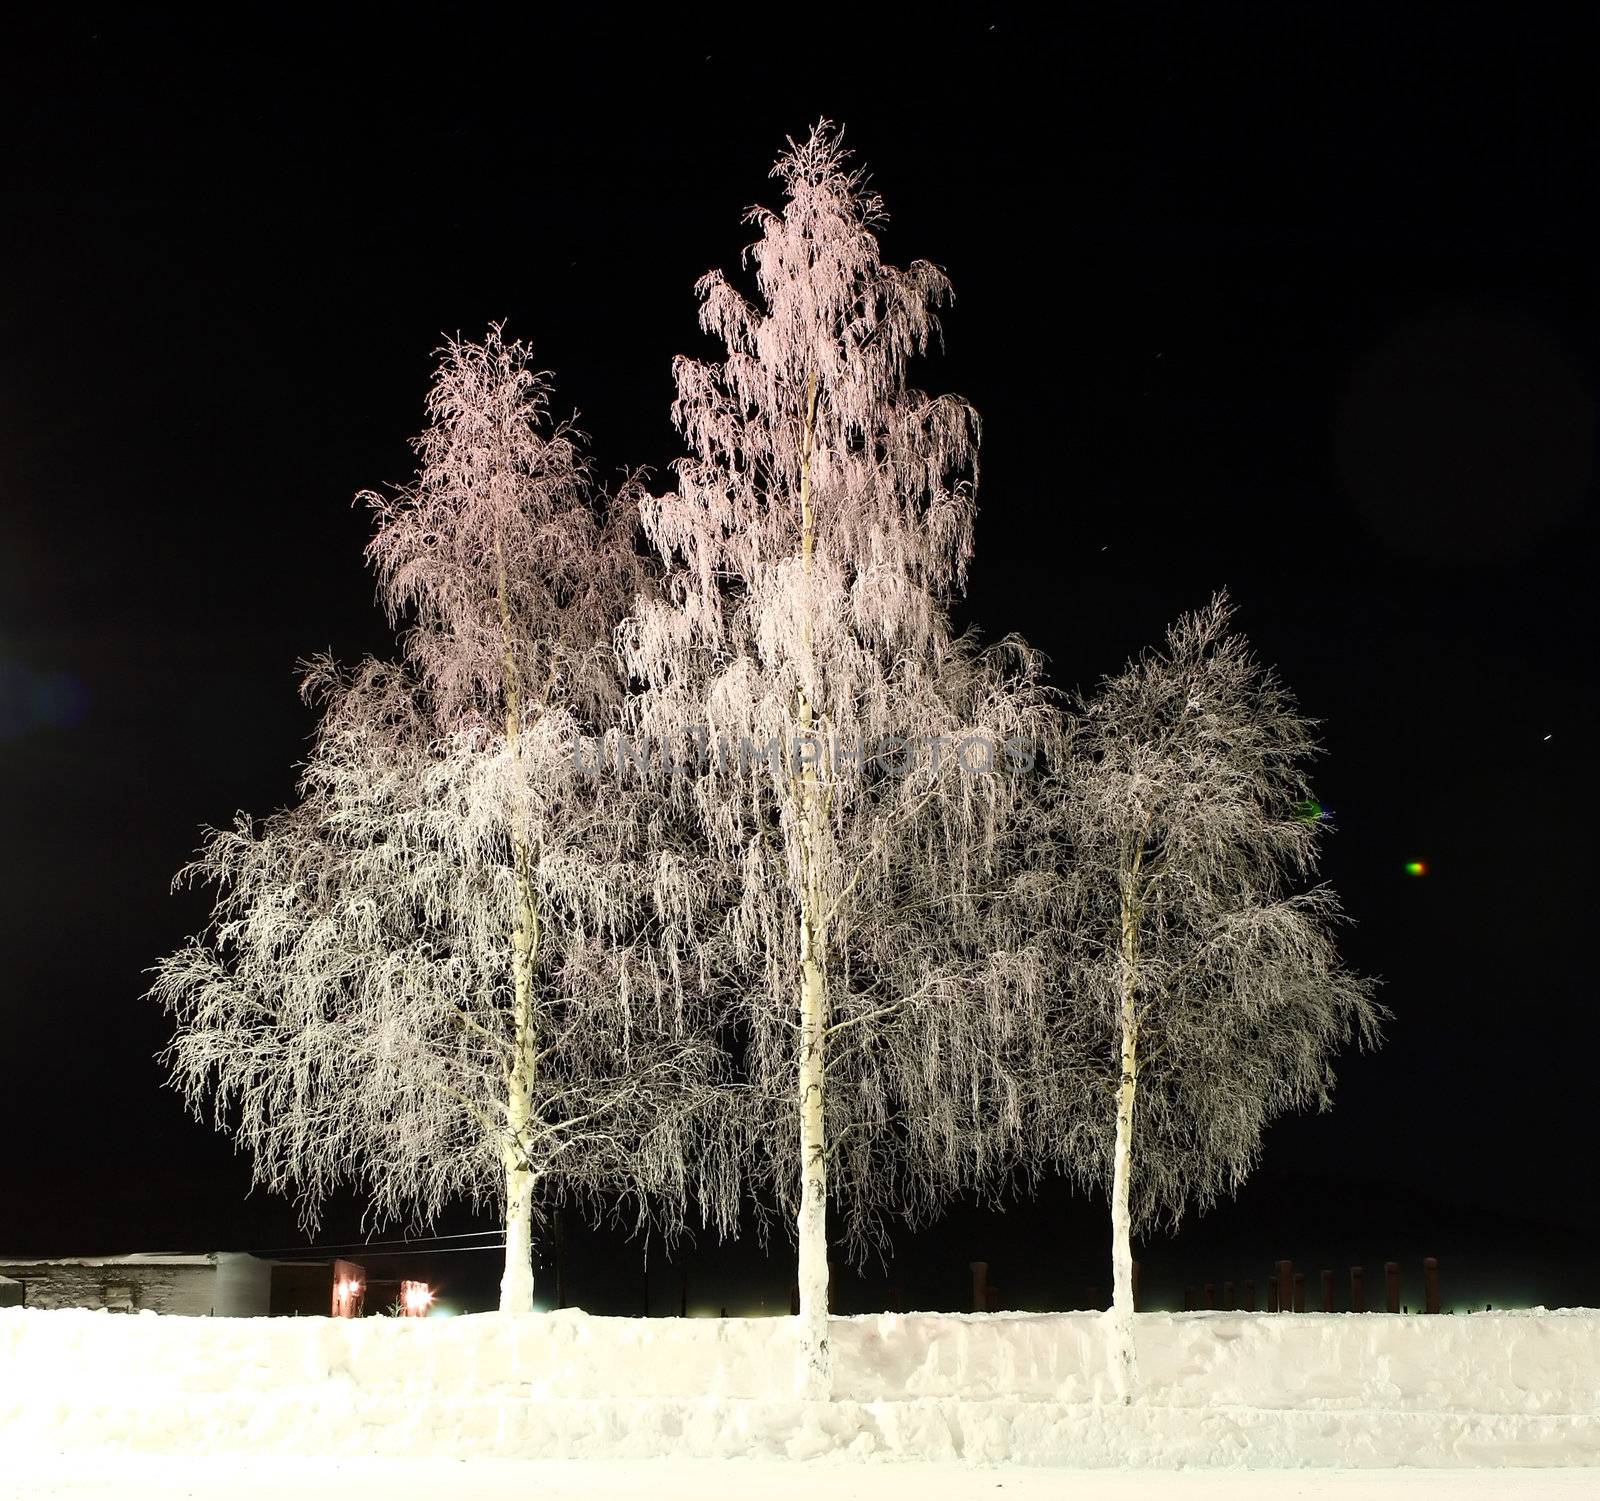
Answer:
[
  {"left": 1424, "top": 1256, "right": 1440, "bottom": 1315},
  {"left": 1244, "top": 1279, "right": 1256, "bottom": 1312},
  {"left": 1292, "top": 1271, "right": 1306, "bottom": 1312},
  {"left": 1276, "top": 1260, "right": 1293, "bottom": 1313},
  {"left": 1385, "top": 1261, "right": 1400, "bottom": 1314},
  {"left": 1321, "top": 1269, "right": 1335, "bottom": 1313},
  {"left": 1223, "top": 1280, "right": 1236, "bottom": 1311},
  {"left": 1350, "top": 1265, "right": 1366, "bottom": 1313},
  {"left": 1267, "top": 1275, "right": 1279, "bottom": 1313},
  {"left": 969, "top": 1261, "right": 988, "bottom": 1315}
]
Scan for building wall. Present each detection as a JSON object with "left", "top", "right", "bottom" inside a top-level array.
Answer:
[
  {"left": 0, "top": 1261, "right": 217, "bottom": 1315},
  {"left": 212, "top": 1254, "right": 271, "bottom": 1317}
]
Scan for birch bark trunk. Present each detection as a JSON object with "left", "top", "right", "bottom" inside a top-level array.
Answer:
[
  {"left": 1109, "top": 860, "right": 1143, "bottom": 1398},
  {"left": 500, "top": 1149, "right": 536, "bottom": 1313},
  {"left": 793, "top": 371, "right": 833, "bottom": 1398},
  {"left": 796, "top": 933, "right": 831, "bottom": 1396},
  {"left": 495, "top": 521, "right": 541, "bottom": 1316}
]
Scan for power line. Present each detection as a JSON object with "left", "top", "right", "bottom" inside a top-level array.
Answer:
[
  {"left": 244, "top": 1229, "right": 507, "bottom": 1258},
  {"left": 267, "top": 1242, "right": 507, "bottom": 1261},
  {"left": 282, "top": 1241, "right": 508, "bottom": 1260}
]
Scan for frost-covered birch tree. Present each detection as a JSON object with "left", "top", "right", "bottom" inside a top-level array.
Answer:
[
  {"left": 621, "top": 124, "right": 1056, "bottom": 1394},
  {"left": 1040, "top": 595, "right": 1381, "bottom": 1385},
  {"left": 152, "top": 328, "right": 732, "bottom": 1312}
]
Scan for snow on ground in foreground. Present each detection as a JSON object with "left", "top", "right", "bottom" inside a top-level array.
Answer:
[
  {"left": 6, "top": 1307, "right": 1600, "bottom": 1468},
  {"left": 7, "top": 1455, "right": 1598, "bottom": 1500}
]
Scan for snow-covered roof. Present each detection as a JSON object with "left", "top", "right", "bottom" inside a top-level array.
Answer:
[{"left": 0, "top": 1253, "right": 219, "bottom": 1268}]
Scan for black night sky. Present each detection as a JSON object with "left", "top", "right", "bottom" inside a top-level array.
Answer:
[{"left": 3, "top": 10, "right": 1595, "bottom": 1316}]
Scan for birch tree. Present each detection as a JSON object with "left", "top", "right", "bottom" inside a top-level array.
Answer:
[
  {"left": 151, "top": 328, "right": 732, "bottom": 1312},
  {"left": 1041, "top": 595, "right": 1381, "bottom": 1387},
  {"left": 621, "top": 124, "right": 1056, "bottom": 1394}
]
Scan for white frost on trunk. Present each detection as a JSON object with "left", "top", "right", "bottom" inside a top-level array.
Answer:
[
  {"left": 796, "top": 941, "right": 830, "bottom": 1396},
  {"left": 1107, "top": 864, "right": 1142, "bottom": 1397},
  {"left": 500, "top": 1159, "right": 536, "bottom": 1315},
  {"left": 1107, "top": 948, "right": 1139, "bottom": 1395},
  {"left": 793, "top": 367, "right": 832, "bottom": 1396}
]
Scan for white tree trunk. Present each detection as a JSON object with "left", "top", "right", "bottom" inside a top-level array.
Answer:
[
  {"left": 500, "top": 1155, "right": 536, "bottom": 1314},
  {"left": 1109, "top": 874, "right": 1141, "bottom": 1399},
  {"left": 795, "top": 938, "right": 832, "bottom": 1398},
  {"left": 495, "top": 536, "right": 541, "bottom": 1321},
  {"left": 792, "top": 368, "right": 832, "bottom": 1401},
  {"left": 1108, "top": 1023, "right": 1138, "bottom": 1398},
  {"left": 499, "top": 874, "right": 539, "bottom": 1317}
]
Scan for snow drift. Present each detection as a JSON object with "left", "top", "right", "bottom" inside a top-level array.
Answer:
[{"left": 2, "top": 1307, "right": 1597, "bottom": 1468}]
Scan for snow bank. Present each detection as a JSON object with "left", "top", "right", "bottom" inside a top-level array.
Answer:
[
  {"left": 13, "top": 1453, "right": 1600, "bottom": 1501},
  {"left": 2, "top": 1307, "right": 1597, "bottom": 1469}
]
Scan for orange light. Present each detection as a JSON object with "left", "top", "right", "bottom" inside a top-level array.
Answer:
[{"left": 402, "top": 1281, "right": 434, "bottom": 1315}]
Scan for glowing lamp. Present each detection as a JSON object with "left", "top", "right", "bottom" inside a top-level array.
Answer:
[
  {"left": 401, "top": 1280, "right": 434, "bottom": 1316},
  {"left": 1405, "top": 860, "right": 1427, "bottom": 877}
]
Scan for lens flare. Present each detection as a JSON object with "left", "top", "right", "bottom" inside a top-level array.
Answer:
[
  {"left": 1405, "top": 860, "right": 1427, "bottom": 877},
  {"left": 402, "top": 1281, "right": 434, "bottom": 1315}
]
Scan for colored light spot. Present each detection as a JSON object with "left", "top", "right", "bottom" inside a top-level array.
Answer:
[
  {"left": 1405, "top": 860, "right": 1427, "bottom": 877},
  {"left": 1293, "top": 799, "right": 1324, "bottom": 825},
  {"left": 402, "top": 1281, "right": 434, "bottom": 1315}
]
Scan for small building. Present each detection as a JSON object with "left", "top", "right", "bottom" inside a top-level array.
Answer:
[{"left": 0, "top": 1252, "right": 273, "bottom": 1315}]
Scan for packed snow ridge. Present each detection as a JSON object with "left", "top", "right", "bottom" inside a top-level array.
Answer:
[{"left": 4, "top": 1307, "right": 1599, "bottom": 1469}]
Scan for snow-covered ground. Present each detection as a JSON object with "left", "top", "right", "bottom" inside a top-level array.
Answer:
[
  {"left": 4, "top": 1306, "right": 1599, "bottom": 1472},
  {"left": 8, "top": 1454, "right": 1598, "bottom": 1499}
]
